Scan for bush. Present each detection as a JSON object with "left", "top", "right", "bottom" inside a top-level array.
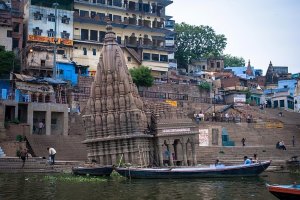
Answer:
[
  {"left": 16, "top": 150, "right": 21, "bottom": 157},
  {"left": 11, "top": 118, "right": 20, "bottom": 124},
  {"left": 16, "top": 135, "right": 23, "bottom": 142},
  {"left": 198, "top": 82, "right": 211, "bottom": 91}
]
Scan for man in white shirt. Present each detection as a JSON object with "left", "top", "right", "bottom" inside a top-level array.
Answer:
[{"left": 47, "top": 147, "right": 56, "bottom": 165}]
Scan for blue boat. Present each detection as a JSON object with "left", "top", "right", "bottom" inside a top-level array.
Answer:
[
  {"left": 72, "top": 165, "right": 113, "bottom": 177},
  {"left": 115, "top": 161, "right": 271, "bottom": 179},
  {"left": 267, "top": 183, "right": 300, "bottom": 200}
]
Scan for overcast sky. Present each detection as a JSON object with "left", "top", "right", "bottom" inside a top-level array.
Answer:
[{"left": 167, "top": 0, "right": 300, "bottom": 74}]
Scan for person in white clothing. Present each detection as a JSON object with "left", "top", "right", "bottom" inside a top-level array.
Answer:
[{"left": 47, "top": 147, "right": 56, "bottom": 165}]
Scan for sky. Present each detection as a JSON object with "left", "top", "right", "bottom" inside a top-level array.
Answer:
[{"left": 167, "top": 0, "right": 300, "bottom": 74}]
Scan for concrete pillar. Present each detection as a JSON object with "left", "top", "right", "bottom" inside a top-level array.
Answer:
[
  {"left": 182, "top": 143, "right": 188, "bottom": 166},
  {"left": 14, "top": 104, "right": 18, "bottom": 120},
  {"left": 63, "top": 108, "right": 68, "bottom": 135},
  {"left": 192, "top": 143, "right": 197, "bottom": 165},
  {"left": 45, "top": 110, "right": 51, "bottom": 135},
  {"left": 168, "top": 144, "right": 174, "bottom": 166},
  {"left": 158, "top": 144, "right": 163, "bottom": 166},
  {"left": 27, "top": 103, "right": 33, "bottom": 134}
]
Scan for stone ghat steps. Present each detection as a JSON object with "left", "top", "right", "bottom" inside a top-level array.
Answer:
[
  {"left": 25, "top": 135, "right": 87, "bottom": 161},
  {"left": 197, "top": 146, "right": 300, "bottom": 165},
  {"left": 218, "top": 123, "right": 299, "bottom": 147},
  {"left": 69, "top": 113, "right": 86, "bottom": 136},
  {"left": 0, "top": 157, "right": 56, "bottom": 173}
]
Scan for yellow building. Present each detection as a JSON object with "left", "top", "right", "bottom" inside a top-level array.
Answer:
[{"left": 73, "top": 0, "right": 174, "bottom": 78}]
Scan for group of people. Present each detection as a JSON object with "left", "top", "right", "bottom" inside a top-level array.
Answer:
[
  {"left": 276, "top": 141, "right": 287, "bottom": 150},
  {"left": 19, "top": 146, "right": 56, "bottom": 167},
  {"left": 244, "top": 154, "right": 258, "bottom": 165}
]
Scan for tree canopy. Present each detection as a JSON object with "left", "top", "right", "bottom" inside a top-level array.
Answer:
[
  {"left": 175, "top": 22, "right": 227, "bottom": 68},
  {"left": 129, "top": 65, "right": 154, "bottom": 88},
  {"left": 0, "top": 48, "right": 20, "bottom": 78},
  {"left": 223, "top": 54, "right": 245, "bottom": 67}
]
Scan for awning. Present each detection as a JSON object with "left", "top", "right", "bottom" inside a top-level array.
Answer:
[{"left": 15, "top": 81, "right": 54, "bottom": 93}]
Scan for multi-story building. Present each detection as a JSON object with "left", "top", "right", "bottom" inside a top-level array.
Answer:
[
  {"left": 0, "top": 1, "right": 12, "bottom": 51},
  {"left": 72, "top": 0, "right": 174, "bottom": 78},
  {"left": 23, "top": 4, "right": 74, "bottom": 77}
]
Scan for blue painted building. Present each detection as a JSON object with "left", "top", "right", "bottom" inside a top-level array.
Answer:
[
  {"left": 57, "top": 62, "right": 89, "bottom": 86},
  {"left": 0, "top": 80, "right": 10, "bottom": 100},
  {"left": 224, "top": 66, "right": 262, "bottom": 79},
  {"left": 278, "top": 79, "right": 297, "bottom": 96}
]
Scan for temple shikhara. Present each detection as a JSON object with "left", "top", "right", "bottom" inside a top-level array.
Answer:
[{"left": 83, "top": 24, "right": 198, "bottom": 167}]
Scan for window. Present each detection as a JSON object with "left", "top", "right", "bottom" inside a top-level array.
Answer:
[
  {"left": 117, "top": 36, "right": 121, "bottom": 44},
  {"left": 91, "top": 11, "right": 96, "bottom": 18},
  {"left": 61, "top": 31, "right": 70, "bottom": 39},
  {"left": 83, "top": 47, "right": 87, "bottom": 55},
  {"left": 33, "top": 27, "right": 42, "bottom": 36},
  {"left": 143, "top": 53, "right": 150, "bottom": 60},
  {"left": 61, "top": 15, "right": 70, "bottom": 24},
  {"left": 7, "top": 30, "right": 12, "bottom": 37},
  {"left": 57, "top": 49, "right": 65, "bottom": 55},
  {"left": 48, "top": 14, "right": 55, "bottom": 22},
  {"left": 97, "top": 13, "right": 106, "bottom": 21},
  {"left": 99, "top": 31, "right": 106, "bottom": 42},
  {"left": 217, "top": 62, "right": 220, "bottom": 68},
  {"left": 41, "top": 60, "right": 45, "bottom": 66},
  {"left": 34, "top": 12, "right": 43, "bottom": 20},
  {"left": 47, "top": 29, "right": 54, "bottom": 37},
  {"left": 160, "top": 55, "right": 168, "bottom": 62},
  {"left": 152, "top": 54, "right": 159, "bottom": 61},
  {"left": 210, "top": 62, "right": 214, "bottom": 68},
  {"left": 92, "top": 48, "right": 96, "bottom": 56},
  {"left": 80, "top": 10, "right": 89, "bottom": 17},
  {"left": 90, "top": 30, "right": 98, "bottom": 41},
  {"left": 81, "top": 29, "right": 89, "bottom": 40},
  {"left": 127, "top": 57, "right": 131, "bottom": 62}
]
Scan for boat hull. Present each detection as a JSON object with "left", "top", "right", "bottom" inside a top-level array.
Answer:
[
  {"left": 116, "top": 161, "right": 271, "bottom": 179},
  {"left": 267, "top": 184, "right": 300, "bottom": 200},
  {"left": 72, "top": 166, "right": 113, "bottom": 177}
]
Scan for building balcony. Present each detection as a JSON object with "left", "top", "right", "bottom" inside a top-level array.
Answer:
[
  {"left": 74, "top": 0, "right": 168, "bottom": 18},
  {"left": 73, "top": 14, "right": 173, "bottom": 35}
]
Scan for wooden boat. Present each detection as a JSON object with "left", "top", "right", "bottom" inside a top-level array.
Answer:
[
  {"left": 267, "top": 184, "right": 300, "bottom": 200},
  {"left": 115, "top": 161, "right": 271, "bottom": 179},
  {"left": 72, "top": 165, "right": 113, "bottom": 176}
]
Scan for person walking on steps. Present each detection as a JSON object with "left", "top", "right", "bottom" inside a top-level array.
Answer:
[
  {"left": 19, "top": 148, "right": 28, "bottom": 168},
  {"left": 47, "top": 147, "right": 56, "bottom": 165},
  {"left": 241, "top": 138, "right": 246, "bottom": 147}
]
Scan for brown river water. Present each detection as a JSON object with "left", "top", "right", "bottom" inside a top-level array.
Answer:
[{"left": 0, "top": 172, "right": 299, "bottom": 200}]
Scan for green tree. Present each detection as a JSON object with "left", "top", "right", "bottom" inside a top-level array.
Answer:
[
  {"left": 0, "top": 49, "right": 20, "bottom": 78},
  {"left": 223, "top": 54, "right": 245, "bottom": 67},
  {"left": 175, "top": 22, "right": 227, "bottom": 68},
  {"left": 198, "top": 82, "right": 211, "bottom": 91},
  {"left": 129, "top": 66, "right": 154, "bottom": 88}
]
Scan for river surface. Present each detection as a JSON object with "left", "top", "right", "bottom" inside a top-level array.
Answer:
[{"left": 0, "top": 172, "right": 299, "bottom": 200}]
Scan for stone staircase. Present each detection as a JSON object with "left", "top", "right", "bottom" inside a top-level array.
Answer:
[
  {"left": 195, "top": 106, "right": 300, "bottom": 167},
  {"left": 0, "top": 157, "right": 55, "bottom": 173},
  {"left": 197, "top": 146, "right": 300, "bottom": 166},
  {"left": 24, "top": 134, "right": 87, "bottom": 161}
]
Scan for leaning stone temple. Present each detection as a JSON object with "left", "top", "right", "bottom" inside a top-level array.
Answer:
[
  {"left": 83, "top": 24, "right": 198, "bottom": 167},
  {"left": 82, "top": 24, "right": 152, "bottom": 166}
]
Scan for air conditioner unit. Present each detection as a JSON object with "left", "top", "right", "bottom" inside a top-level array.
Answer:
[{"left": 63, "top": 54, "right": 67, "bottom": 58}]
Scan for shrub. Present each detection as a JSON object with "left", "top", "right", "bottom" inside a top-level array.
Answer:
[
  {"left": 11, "top": 118, "right": 20, "bottom": 124},
  {"left": 16, "top": 135, "right": 23, "bottom": 142},
  {"left": 16, "top": 150, "right": 21, "bottom": 157}
]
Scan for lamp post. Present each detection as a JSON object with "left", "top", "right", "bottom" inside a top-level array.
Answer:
[{"left": 52, "top": 2, "right": 59, "bottom": 79}]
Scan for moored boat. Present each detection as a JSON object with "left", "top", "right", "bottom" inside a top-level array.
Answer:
[
  {"left": 72, "top": 165, "right": 113, "bottom": 176},
  {"left": 267, "top": 184, "right": 300, "bottom": 200},
  {"left": 115, "top": 160, "right": 271, "bottom": 179}
]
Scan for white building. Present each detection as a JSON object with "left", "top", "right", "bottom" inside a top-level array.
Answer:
[
  {"left": 24, "top": 4, "right": 74, "bottom": 76},
  {"left": 294, "top": 80, "right": 300, "bottom": 113}
]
